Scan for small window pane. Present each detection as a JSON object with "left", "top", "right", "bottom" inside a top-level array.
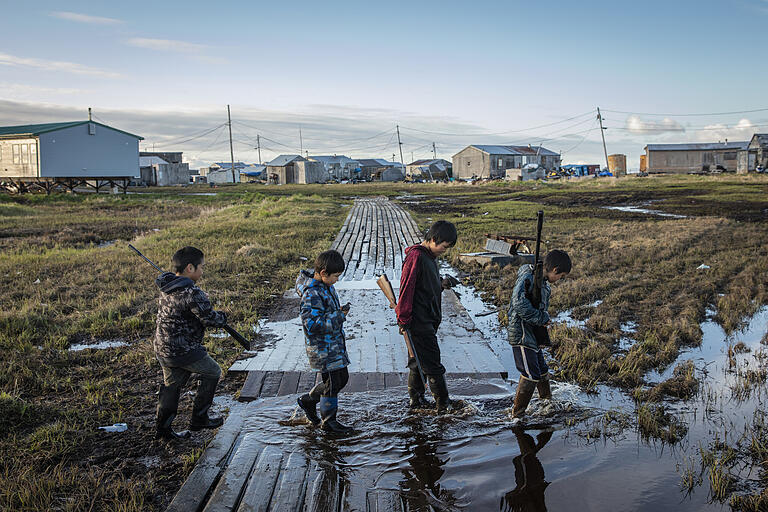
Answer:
[
  {"left": 21, "top": 144, "right": 28, "bottom": 164},
  {"left": 12, "top": 144, "right": 20, "bottom": 164}
]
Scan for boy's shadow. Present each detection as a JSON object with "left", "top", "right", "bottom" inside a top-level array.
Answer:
[{"left": 500, "top": 426, "right": 553, "bottom": 512}]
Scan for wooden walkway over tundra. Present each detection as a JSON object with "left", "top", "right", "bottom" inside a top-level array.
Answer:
[{"left": 169, "top": 197, "right": 514, "bottom": 511}]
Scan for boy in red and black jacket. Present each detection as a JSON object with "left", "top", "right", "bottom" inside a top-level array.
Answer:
[{"left": 396, "top": 220, "right": 457, "bottom": 413}]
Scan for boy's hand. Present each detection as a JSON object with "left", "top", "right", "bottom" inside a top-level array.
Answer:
[{"left": 341, "top": 302, "right": 351, "bottom": 315}]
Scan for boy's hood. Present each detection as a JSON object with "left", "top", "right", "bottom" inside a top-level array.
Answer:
[
  {"left": 404, "top": 244, "right": 435, "bottom": 259},
  {"left": 295, "top": 269, "right": 317, "bottom": 296},
  {"left": 156, "top": 271, "right": 194, "bottom": 293},
  {"left": 517, "top": 264, "right": 534, "bottom": 279}
]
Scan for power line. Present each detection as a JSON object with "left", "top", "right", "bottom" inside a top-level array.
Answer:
[
  {"left": 153, "top": 123, "right": 228, "bottom": 147},
  {"left": 604, "top": 121, "right": 768, "bottom": 132},
  {"left": 399, "top": 110, "right": 596, "bottom": 137},
  {"left": 602, "top": 107, "right": 768, "bottom": 117}
]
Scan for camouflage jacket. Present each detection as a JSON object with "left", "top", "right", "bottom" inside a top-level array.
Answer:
[
  {"left": 154, "top": 272, "right": 227, "bottom": 366},
  {"left": 507, "top": 265, "right": 551, "bottom": 350},
  {"left": 296, "top": 269, "right": 349, "bottom": 372}
]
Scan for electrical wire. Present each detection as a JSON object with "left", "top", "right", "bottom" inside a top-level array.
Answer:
[{"left": 602, "top": 107, "right": 768, "bottom": 117}]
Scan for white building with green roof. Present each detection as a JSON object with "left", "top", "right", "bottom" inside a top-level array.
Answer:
[{"left": 0, "top": 121, "right": 143, "bottom": 180}]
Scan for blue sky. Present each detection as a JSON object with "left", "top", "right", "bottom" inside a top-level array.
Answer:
[{"left": 1, "top": 0, "right": 767, "bottom": 169}]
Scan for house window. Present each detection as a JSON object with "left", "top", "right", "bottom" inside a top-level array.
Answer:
[
  {"left": 20, "top": 144, "right": 28, "bottom": 164},
  {"left": 498, "top": 157, "right": 503, "bottom": 169},
  {"left": 30, "top": 144, "right": 37, "bottom": 166},
  {"left": 12, "top": 144, "right": 20, "bottom": 164},
  {"left": 724, "top": 152, "right": 736, "bottom": 160}
]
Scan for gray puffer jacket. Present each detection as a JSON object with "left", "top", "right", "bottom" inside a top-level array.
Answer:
[
  {"left": 507, "top": 265, "right": 551, "bottom": 350},
  {"left": 153, "top": 272, "right": 227, "bottom": 366}
]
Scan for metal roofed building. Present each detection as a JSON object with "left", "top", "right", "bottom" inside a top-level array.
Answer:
[
  {"left": 0, "top": 120, "right": 143, "bottom": 193},
  {"left": 308, "top": 155, "right": 360, "bottom": 180},
  {"left": 265, "top": 154, "right": 326, "bottom": 184},
  {"left": 405, "top": 158, "right": 452, "bottom": 179},
  {"left": 139, "top": 151, "right": 191, "bottom": 186},
  {"left": 644, "top": 141, "right": 749, "bottom": 174},
  {"left": 452, "top": 144, "right": 561, "bottom": 179},
  {"left": 737, "top": 134, "right": 768, "bottom": 173}
]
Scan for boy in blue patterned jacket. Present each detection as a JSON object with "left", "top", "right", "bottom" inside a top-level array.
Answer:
[{"left": 295, "top": 250, "right": 353, "bottom": 434}]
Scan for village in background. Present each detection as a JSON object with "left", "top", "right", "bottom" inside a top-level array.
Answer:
[{"left": 0, "top": 112, "right": 766, "bottom": 193}]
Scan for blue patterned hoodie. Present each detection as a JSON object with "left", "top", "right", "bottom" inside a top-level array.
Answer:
[{"left": 295, "top": 269, "right": 349, "bottom": 372}]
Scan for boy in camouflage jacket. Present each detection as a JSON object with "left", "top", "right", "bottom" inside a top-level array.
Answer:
[
  {"left": 153, "top": 246, "right": 228, "bottom": 440},
  {"left": 295, "top": 250, "right": 353, "bottom": 434}
]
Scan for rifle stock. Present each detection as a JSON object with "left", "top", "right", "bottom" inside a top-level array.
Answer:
[
  {"left": 530, "top": 211, "right": 552, "bottom": 347},
  {"left": 376, "top": 274, "right": 426, "bottom": 385}
]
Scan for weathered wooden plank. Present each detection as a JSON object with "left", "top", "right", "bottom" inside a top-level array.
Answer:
[
  {"left": 259, "top": 371, "right": 283, "bottom": 397},
  {"left": 165, "top": 410, "right": 246, "bottom": 512},
  {"left": 345, "top": 372, "right": 368, "bottom": 392},
  {"left": 367, "top": 490, "right": 404, "bottom": 512},
  {"left": 302, "top": 463, "right": 339, "bottom": 512},
  {"left": 384, "top": 372, "right": 407, "bottom": 389},
  {"left": 239, "top": 371, "right": 266, "bottom": 400},
  {"left": 277, "top": 371, "right": 302, "bottom": 396},
  {"left": 367, "top": 372, "right": 385, "bottom": 391},
  {"left": 269, "top": 452, "right": 310, "bottom": 511},
  {"left": 297, "top": 371, "right": 318, "bottom": 394},
  {"left": 202, "top": 433, "right": 264, "bottom": 512},
  {"left": 236, "top": 445, "right": 284, "bottom": 512}
]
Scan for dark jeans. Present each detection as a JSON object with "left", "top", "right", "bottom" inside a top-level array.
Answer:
[
  {"left": 409, "top": 329, "right": 446, "bottom": 376},
  {"left": 310, "top": 367, "right": 349, "bottom": 398}
]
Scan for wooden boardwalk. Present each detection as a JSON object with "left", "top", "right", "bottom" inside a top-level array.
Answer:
[{"left": 170, "top": 198, "right": 513, "bottom": 511}]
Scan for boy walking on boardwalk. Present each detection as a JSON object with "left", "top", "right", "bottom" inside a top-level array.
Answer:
[
  {"left": 295, "top": 250, "right": 354, "bottom": 434},
  {"left": 397, "top": 220, "right": 458, "bottom": 414},
  {"left": 153, "top": 246, "right": 229, "bottom": 441},
  {"left": 507, "top": 249, "right": 571, "bottom": 423}
]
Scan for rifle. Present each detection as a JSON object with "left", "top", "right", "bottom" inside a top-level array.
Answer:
[
  {"left": 376, "top": 274, "right": 427, "bottom": 387},
  {"left": 128, "top": 244, "right": 251, "bottom": 350},
  {"left": 528, "top": 211, "right": 552, "bottom": 347}
]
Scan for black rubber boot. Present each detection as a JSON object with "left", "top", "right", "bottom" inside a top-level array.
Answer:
[
  {"left": 155, "top": 384, "right": 190, "bottom": 441},
  {"left": 512, "top": 377, "right": 538, "bottom": 420},
  {"left": 297, "top": 393, "right": 321, "bottom": 426},
  {"left": 319, "top": 397, "right": 354, "bottom": 435},
  {"left": 408, "top": 369, "right": 433, "bottom": 409},
  {"left": 537, "top": 375, "right": 552, "bottom": 400},
  {"left": 427, "top": 374, "right": 450, "bottom": 414},
  {"left": 189, "top": 378, "right": 224, "bottom": 431}
]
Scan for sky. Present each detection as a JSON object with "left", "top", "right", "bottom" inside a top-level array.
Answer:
[{"left": 1, "top": 0, "right": 767, "bottom": 170}]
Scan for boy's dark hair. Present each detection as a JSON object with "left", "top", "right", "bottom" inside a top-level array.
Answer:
[
  {"left": 425, "top": 220, "right": 458, "bottom": 247},
  {"left": 315, "top": 250, "right": 345, "bottom": 275},
  {"left": 173, "top": 246, "right": 205, "bottom": 273},
  {"left": 544, "top": 249, "right": 572, "bottom": 274}
]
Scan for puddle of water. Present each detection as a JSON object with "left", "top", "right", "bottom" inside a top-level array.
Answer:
[
  {"left": 620, "top": 320, "right": 637, "bottom": 333},
  {"left": 69, "top": 339, "right": 129, "bottom": 351},
  {"left": 97, "top": 239, "right": 116, "bottom": 248},
  {"left": 179, "top": 192, "right": 218, "bottom": 196},
  {"left": 602, "top": 205, "right": 687, "bottom": 219}
]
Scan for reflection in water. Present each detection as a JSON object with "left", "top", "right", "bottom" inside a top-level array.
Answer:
[
  {"left": 501, "top": 427, "right": 552, "bottom": 512},
  {"left": 400, "top": 422, "right": 457, "bottom": 509}
]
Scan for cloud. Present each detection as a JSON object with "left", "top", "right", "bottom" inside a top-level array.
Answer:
[
  {"left": 49, "top": 11, "right": 122, "bottom": 24},
  {"left": 0, "top": 82, "right": 91, "bottom": 97},
  {"left": 126, "top": 38, "right": 209, "bottom": 53},
  {"left": 694, "top": 118, "right": 756, "bottom": 142},
  {"left": 625, "top": 115, "right": 685, "bottom": 134},
  {"left": 0, "top": 52, "right": 121, "bottom": 78}
]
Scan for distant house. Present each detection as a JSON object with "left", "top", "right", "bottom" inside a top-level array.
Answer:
[
  {"left": 357, "top": 158, "right": 404, "bottom": 181},
  {"left": 308, "top": 155, "right": 359, "bottom": 180},
  {"left": 240, "top": 164, "right": 267, "bottom": 183},
  {"left": 644, "top": 141, "right": 748, "bottom": 174},
  {"left": 405, "top": 159, "right": 452, "bottom": 180},
  {"left": 0, "top": 120, "right": 142, "bottom": 181},
  {"left": 265, "top": 154, "right": 326, "bottom": 184},
  {"left": 737, "top": 134, "right": 768, "bottom": 173},
  {"left": 199, "top": 162, "right": 246, "bottom": 184},
  {"left": 139, "top": 151, "right": 190, "bottom": 186},
  {"left": 452, "top": 145, "right": 561, "bottom": 180}
]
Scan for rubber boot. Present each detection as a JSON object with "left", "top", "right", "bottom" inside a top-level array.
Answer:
[
  {"left": 512, "top": 377, "right": 538, "bottom": 420},
  {"left": 155, "top": 384, "right": 190, "bottom": 441},
  {"left": 319, "top": 397, "right": 353, "bottom": 435},
  {"left": 537, "top": 374, "right": 552, "bottom": 400},
  {"left": 408, "top": 369, "right": 432, "bottom": 409},
  {"left": 427, "top": 374, "right": 450, "bottom": 414},
  {"left": 189, "top": 377, "right": 224, "bottom": 431},
  {"left": 297, "top": 393, "right": 321, "bottom": 426}
]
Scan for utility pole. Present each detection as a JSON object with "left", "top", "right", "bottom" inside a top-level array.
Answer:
[
  {"left": 299, "top": 126, "right": 303, "bottom": 157},
  {"left": 411, "top": 151, "right": 414, "bottom": 163},
  {"left": 256, "top": 134, "right": 262, "bottom": 164},
  {"left": 396, "top": 125, "right": 406, "bottom": 178},
  {"left": 432, "top": 142, "right": 437, "bottom": 160},
  {"left": 597, "top": 107, "right": 609, "bottom": 172},
  {"left": 227, "top": 105, "right": 236, "bottom": 182}
]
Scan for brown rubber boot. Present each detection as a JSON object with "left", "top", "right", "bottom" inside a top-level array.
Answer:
[
  {"left": 536, "top": 374, "right": 552, "bottom": 400},
  {"left": 512, "top": 377, "right": 538, "bottom": 419}
]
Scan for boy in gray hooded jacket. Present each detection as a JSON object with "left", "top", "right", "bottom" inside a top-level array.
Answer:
[
  {"left": 507, "top": 249, "right": 571, "bottom": 422},
  {"left": 153, "top": 246, "right": 228, "bottom": 440}
]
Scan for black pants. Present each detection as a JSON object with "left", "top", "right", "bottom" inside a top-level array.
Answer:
[
  {"left": 409, "top": 329, "right": 446, "bottom": 376},
  {"left": 309, "top": 367, "right": 349, "bottom": 399}
]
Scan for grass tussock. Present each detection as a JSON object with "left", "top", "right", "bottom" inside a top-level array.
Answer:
[
  {"left": 637, "top": 404, "right": 688, "bottom": 444},
  {"left": 634, "top": 360, "right": 699, "bottom": 402}
]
